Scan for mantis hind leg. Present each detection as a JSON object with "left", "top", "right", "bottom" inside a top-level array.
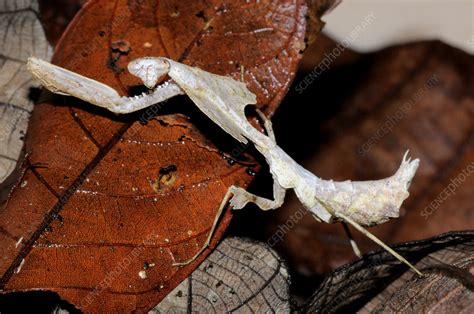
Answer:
[
  {"left": 313, "top": 195, "right": 423, "bottom": 276},
  {"left": 341, "top": 221, "right": 362, "bottom": 258},
  {"left": 173, "top": 181, "right": 286, "bottom": 266},
  {"left": 337, "top": 212, "right": 424, "bottom": 277}
]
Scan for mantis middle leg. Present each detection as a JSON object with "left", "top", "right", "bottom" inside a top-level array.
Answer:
[{"left": 173, "top": 111, "right": 286, "bottom": 266}]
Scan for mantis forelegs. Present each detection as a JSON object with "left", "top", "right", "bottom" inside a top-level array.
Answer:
[{"left": 27, "top": 57, "right": 184, "bottom": 113}]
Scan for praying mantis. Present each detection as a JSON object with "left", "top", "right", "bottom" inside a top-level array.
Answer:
[{"left": 27, "top": 56, "right": 423, "bottom": 276}]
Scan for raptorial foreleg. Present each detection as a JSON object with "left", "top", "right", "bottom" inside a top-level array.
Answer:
[{"left": 27, "top": 57, "right": 184, "bottom": 114}]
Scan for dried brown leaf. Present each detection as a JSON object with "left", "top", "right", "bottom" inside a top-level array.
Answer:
[
  {"left": 305, "top": 232, "right": 474, "bottom": 313},
  {"left": 0, "top": 0, "right": 334, "bottom": 312}
]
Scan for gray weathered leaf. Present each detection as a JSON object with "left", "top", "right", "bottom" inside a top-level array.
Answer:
[
  {"left": 153, "top": 237, "right": 291, "bottom": 313},
  {"left": 364, "top": 235, "right": 474, "bottom": 313},
  {"left": 305, "top": 231, "right": 474, "bottom": 313},
  {"left": 0, "top": 0, "right": 52, "bottom": 184}
]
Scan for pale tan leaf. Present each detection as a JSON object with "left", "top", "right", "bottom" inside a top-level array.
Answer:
[
  {"left": 153, "top": 237, "right": 291, "bottom": 313},
  {"left": 0, "top": 0, "right": 52, "bottom": 183}
]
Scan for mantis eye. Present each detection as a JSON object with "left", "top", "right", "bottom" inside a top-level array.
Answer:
[{"left": 127, "top": 57, "right": 170, "bottom": 89}]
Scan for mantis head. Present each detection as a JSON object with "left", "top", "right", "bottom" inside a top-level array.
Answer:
[{"left": 127, "top": 57, "right": 170, "bottom": 89}]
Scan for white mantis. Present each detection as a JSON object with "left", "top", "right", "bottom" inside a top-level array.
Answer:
[{"left": 27, "top": 56, "right": 422, "bottom": 275}]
